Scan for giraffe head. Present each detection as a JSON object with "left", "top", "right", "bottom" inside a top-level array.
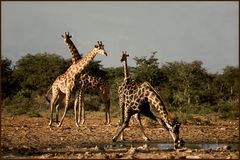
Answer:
[
  {"left": 171, "top": 117, "right": 185, "bottom": 149},
  {"left": 94, "top": 41, "right": 108, "bottom": 56},
  {"left": 61, "top": 32, "right": 72, "bottom": 43},
  {"left": 120, "top": 51, "right": 129, "bottom": 62}
]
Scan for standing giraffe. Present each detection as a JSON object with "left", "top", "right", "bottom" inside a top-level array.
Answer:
[
  {"left": 61, "top": 32, "right": 82, "bottom": 64},
  {"left": 47, "top": 41, "right": 107, "bottom": 127},
  {"left": 113, "top": 52, "right": 184, "bottom": 149},
  {"left": 121, "top": 51, "right": 130, "bottom": 81},
  {"left": 60, "top": 32, "right": 111, "bottom": 125}
]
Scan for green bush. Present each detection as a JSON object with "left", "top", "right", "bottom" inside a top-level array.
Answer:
[
  {"left": 217, "top": 98, "right": 238, "bottom": 119},
  {"left": 2, "top": 89, "right": 44, "bottom": 117}
]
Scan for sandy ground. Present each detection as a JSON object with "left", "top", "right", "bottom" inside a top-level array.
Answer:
[{"left": 1, "top": 112, "right": 239, "bottom": 159}]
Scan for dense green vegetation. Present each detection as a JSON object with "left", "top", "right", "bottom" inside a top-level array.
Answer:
[{"left": 1, "top": 52, "right": 238, "bottom": 120}]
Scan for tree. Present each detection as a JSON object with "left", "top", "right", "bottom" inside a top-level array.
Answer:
[
  {"left": 133, "top": 51, "right": 163, "bottom": 86},
  {"left": 1, "top": 57, "right": 19, "bottom": 98},
  {"left": 160, "top": 60, "right": 210, "bottom": 108},
  {"left": 12, "top": 53, "right": 69, "bottom": 94},
  {"left": 221, "top": 66, "right": 238, "bottom": 97}
]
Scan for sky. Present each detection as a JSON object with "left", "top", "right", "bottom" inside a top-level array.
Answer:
[{"left": 2, "top": 1, "right": 238, "bottom": 73}]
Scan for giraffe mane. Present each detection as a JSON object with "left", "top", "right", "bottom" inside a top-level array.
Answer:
[{"left": 144, "top": 81, "right": 166, "bottom": 107}]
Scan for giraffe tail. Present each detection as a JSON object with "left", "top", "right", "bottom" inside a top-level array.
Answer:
[{"left": 45, "top": 86, "right": 52, "bottom": 103}]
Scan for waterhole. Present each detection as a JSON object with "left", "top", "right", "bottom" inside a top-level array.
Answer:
[{"left": 2, "top": 142, "right": 238, "bottom": 158}]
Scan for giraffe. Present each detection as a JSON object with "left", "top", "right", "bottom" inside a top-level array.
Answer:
[
  {"left": 117, "top": 51, "right": 148, "bottom": 140},
  {"left": 121, "top": 51, "right": 130, "bottom": 81},
  {"left": 47, "top": 41, "right": 107, "bottom": 127},
  {"left": 113, "top": 52, "right": 184, "bottom": 149},
  {"left": 61, "top": 32, "right": 82, "bottom": 64},
  {"left": 60, "top": 32, "right": 111, "bottom": 125}
]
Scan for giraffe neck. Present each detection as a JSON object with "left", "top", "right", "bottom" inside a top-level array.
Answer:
[
  {"left": 71, "top": 48, "right": 98, "bottom": 76},
  {"left": 65, "top": 39, "right": 82, "bottom": 63},
  {"left": 124, "top": 58, "right": 129, "bottom": 81},
  {"left": 142, "top": 82, "right": 169, "bottom": 118}
]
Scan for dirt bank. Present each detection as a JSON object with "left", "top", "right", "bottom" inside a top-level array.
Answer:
[{"left": 1, "top": 112, "right": 239, "bottom": 159}]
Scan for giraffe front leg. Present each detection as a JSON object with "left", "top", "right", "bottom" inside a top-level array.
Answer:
[
  {"left": 77, "top": 91, "right": 81, "bottom": 125},
  {"left": 156, "top": 117, "right": 182, "bottom": 149},
  {"left": 80, "top": 102, "right": 85, "bottom": 125},
  {"left": 112, "top": 111, "right": 132, "bottom": 142},
  {"left": 80, "top": 93, "right": 85, "bottom": 125},
  {"left": 119, "top": 97, "right": 125, "bottom": 140}
]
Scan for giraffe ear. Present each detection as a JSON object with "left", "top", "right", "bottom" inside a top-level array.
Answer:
[
  {"left": 94, "top": 45, "right": 98, "bottom": 48},
  {"left": 61, "top": 35, "right": 64, "bottom": 38}
]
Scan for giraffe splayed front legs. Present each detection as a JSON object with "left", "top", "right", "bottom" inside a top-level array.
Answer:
[{"left": 113, "top": 53, "right": 184, "bottom": 149}]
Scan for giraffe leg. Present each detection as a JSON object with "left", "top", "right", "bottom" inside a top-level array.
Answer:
[
  {"left": 155, "top": 117, "right": 181, "bottom": 149},
  {"left": 49, "top": 102, "right": 54, "bottom": 127},
  {"left": 80, "top": 93, "right": 85, "bottom": 125},
  {"left": 58, "top": 92, "right": 71, "bottom": 127},
  {"left": 48, "top": 89, "right": 59, "bottom": 127},
  {"left": 134, "top": 113, "right": 150, "bottom": 141},
  {"left": 79, "top": 99, "right": 83, "bottom": 125},
  {"left": 119, "top": 96, "right": 125, "bottom": 140},
  {"left": 104, "top": 98, "right": 111, "bottom": 125},
  {"left": 112, "top": 111, "right": 132, "bottom": 142},
  {"left": 56, "top": 104, "right": 59, "bottom": 123},
  {"left": 77, "top": 94, "right": 81, "bottom": 125},
  {"left": 142, "top": 109, "right": 180, "bottom": 145},
  {"left": 99, "top": 90, "right": 111, "bottom": 125},
  {"left": 74, "top": 92, "right": 80, "bottom": 127},
  {"left": 55, "top": 94, "right": 62, "bottom": 123}
]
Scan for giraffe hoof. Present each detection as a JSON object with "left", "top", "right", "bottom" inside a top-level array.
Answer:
[
  {"left": 144, "top": 137, "right": 150, "bottom": 141},
  {"left": 112, "top": 138, "right": 117, "bottom": 142},
  {"left": 76, "top": 123, "right": 80, "bottom": 127},
  {"left": 48, "top": 125, "right": 52, "bottom": 130},
  {"left": 106, "top": 123, "right": 112, "bottom": 126}
]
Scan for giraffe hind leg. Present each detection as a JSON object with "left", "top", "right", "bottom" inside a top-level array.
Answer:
[
  {"left": 139, "top": 102, "right": 158, "bottom": 121},
  {"left": 55, "top": 94, "right": 63, "bottom": 123},
  {"left": 57, "top": 92, "right": 71, "bottom": 127},
  {"left": 48, "top": 90, "right": 59, "bottom": 127},
  {"left": 134, "top": 113, "right": 150, "bottom": 141}
]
